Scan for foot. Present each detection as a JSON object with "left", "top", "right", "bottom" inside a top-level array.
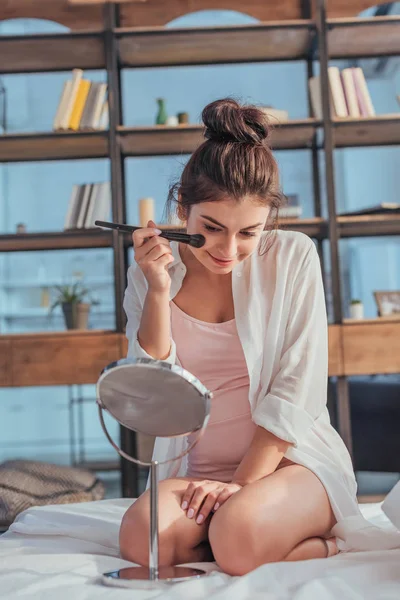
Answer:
[{"left": 325, "top": 537, "right": 339, "bottom": 557}]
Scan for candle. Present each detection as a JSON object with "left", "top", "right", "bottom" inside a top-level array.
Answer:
[{"left": 139, "top": 197, "right": 155, "bottom": 227}]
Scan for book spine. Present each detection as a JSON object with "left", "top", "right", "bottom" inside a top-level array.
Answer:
[
  {"left": 341, "top": 68, "right": 360, "bottom": 118},
  {"left": 69, "top": 79, "right": 91, "bottom": 131},
  {"left": 352, "top": 67, "right": 375, "bottom": 117},
  {"left": 84, "top": 183, "right": 100, "bottom": 228},
  {"left": 90, "top": 83, "right": 108, "bottom": 129},
  {"left": 64, "top": 184, "right": 79, "bottom": 230},
  {"left": 76, "top": 184, "right": 93, "bottom": 228},
  {"left": 80, "top": 82, "right": 98, "bottom": 130},
  {"left": 59, "top": 68, "right": 83, "bottom": 130},
  {"left": 53, "top": 80, "right": 70, "bottom": 131},
  {"left": 328, "top": 66, "right": 348, "bottom": 118}
]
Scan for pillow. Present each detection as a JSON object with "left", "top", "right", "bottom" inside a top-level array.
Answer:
[{"left": 0, "top": 459, "right": 105, "bottom": 528}]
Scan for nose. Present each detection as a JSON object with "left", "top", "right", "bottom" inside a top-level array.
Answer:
[{"left": 219, "top": 235, "right": 237, "bottom": 258}]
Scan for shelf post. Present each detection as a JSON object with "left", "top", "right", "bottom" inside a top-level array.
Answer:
[
  {"left": 104, "top": 1, "right": 139, "bottom": 498},
  {"left": 315, "top": 0, "right": 353, "bottom": 457}
]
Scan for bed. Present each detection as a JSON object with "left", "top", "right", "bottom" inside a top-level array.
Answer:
[{"left": 1, "top": 497, "right": 399, "bottom": 599}]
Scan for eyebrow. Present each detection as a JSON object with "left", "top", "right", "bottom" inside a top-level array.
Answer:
[{"left": 201, "top": 215, "right": 264, "bottom": 231}]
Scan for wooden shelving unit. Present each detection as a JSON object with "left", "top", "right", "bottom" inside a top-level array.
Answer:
[
  {"left": 327, "top": 15, "right": 400, "bottom": 59},
  {"left": 1, "top": 0, "right": 399, "bottom": 496},
  {"left": 0, "top": 229, "right": 113, "bottom": 252},
  {"left": 117, "top": 20, "right": 315, "bottom": 67},
  {"left": 0, "top": 30, "right": 105, "bottom": 74},
  {"left": 0, "top": 131, "right": 109, "bottom": 163}
]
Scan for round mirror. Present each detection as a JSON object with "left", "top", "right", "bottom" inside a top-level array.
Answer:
[{"left": 96, "top": 358, "right": 211, "bottom": 439}]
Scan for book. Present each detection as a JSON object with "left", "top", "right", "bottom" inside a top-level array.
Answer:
[
  {"left": 352, "top": 67, "right": 376, "bottom": 117},
  {"left": 84, "top": 182, "right": 111, "bottom": 228},
  {"left": 341, "top": 68, "right": 360, "bottom": 118},
  {"left": 64, "top": 184, "right": 85, "bottom": 229},
  {"left": 79, "top": 82, "right": 99, "bottom": 129},
  {"left": 280, "top": 194, "right": 302, "bottom": 218},
  {"left": 90, "top": 82, "right": 108, "bottom": 129},
  {"left": 99, "top": 100, "right": 109, "bottom": 130},
  {"left": 328, "top": 66, "right": 348, "bottom": 118},
  {"left": 69, "top": 79, "right": 91, "bottom": 130},
  {"left": 64, "top": 184, "right": 80, "bottom": 229},
  {"left": 53, "top": 80, "right": 71, "bottom": 131},
  {"left": 76, "top": 184, "right": 93, "bottom": 228},
  {"left": 58, "top": 68, "right": 84, "bottom": 130}
]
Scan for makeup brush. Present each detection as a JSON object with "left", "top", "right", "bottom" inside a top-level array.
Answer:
[{"left": 95, "top": 220, "right": 206, "bottom": 248}]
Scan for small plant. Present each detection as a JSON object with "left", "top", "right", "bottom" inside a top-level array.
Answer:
[
  {"left": 49, "top": 281, "right": 98, "bottom": 312},
  {"left": 350, "top": 299, "right": 362, "bottom": 305}
]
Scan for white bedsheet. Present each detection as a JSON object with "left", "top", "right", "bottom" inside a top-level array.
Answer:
[{"left": 1, "top": 498, "right": 399, "bottom": 599}]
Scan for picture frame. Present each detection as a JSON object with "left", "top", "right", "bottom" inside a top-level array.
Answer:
[{"left": 373, "top": 291, "right": 400, "bottom": 317}]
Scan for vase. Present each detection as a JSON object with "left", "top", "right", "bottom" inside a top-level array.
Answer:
[
  {"left": 349, "top": 303, "right": 364, "bottom": 319},
  {"left": 62, "top": 302, "right": 90, "bottom": 329},
  {"left": 156, "top": 98, "right": 167, "bottom": 125}
]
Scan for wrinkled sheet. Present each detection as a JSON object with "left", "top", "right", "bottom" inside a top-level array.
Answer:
[{"left": 1, "top": 498, "right": 399, "bottom": 599}]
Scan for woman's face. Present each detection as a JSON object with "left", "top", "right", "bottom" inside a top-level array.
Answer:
[{"left": 183, "top": 197, "right": 270, "bottom": 275}]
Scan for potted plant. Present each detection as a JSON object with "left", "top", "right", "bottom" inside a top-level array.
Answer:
[
  {"left": 50, "top": 282, "right": 98, "bottom": 330},
  {"left": 349, "top": 299, "right": 364, "bottom": 320}
]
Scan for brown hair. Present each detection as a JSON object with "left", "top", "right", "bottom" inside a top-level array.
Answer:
[{"left": 164, "top": 98, "right": 285, "bottom": 253}]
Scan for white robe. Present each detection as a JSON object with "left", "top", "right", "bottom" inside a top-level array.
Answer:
[{"left": 123, "top": 230, "right": 400, "bottom": 552}]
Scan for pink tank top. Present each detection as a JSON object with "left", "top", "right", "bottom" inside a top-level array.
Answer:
[{"left": 170, "top": 301, "right": 257, "bottom": 483}]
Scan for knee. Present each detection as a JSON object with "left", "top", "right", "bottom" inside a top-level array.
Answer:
[
  {"left": 119, "top": 494, "right": 181, "bottom": 568},
  {"left": 209, "top": 504, "right": 286, "bottom": 575},
  {"left": 119, "top": 500, "right": 150, "bottom": 566}
]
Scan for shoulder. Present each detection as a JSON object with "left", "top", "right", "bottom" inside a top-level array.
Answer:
[{"left": 258, "top": 229, "right": 316, "bottom": 264}]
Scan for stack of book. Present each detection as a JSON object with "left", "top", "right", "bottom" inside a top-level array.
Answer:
[
  {"left": 64, "top": 182, "right": 111, "bottom": 230},
  {"left": 280, "top": 194, "right": 302, "bottom": 219},
  {"left": 309, "top": 66, "right": 375, "bottom": 119},
  {"left": 53, "top": 69, "right": 109, "bottom": 131}
]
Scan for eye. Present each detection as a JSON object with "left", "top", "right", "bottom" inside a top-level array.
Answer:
[
  {"left": 203, "top": 224, "right": 221, "bottom": 233},
  {"left": 240, "top": 231, "right": 256, "bottom": 237}
]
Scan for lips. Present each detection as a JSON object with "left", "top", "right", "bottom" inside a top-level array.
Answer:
[{"left": 208, "top": 252, "right": 235, "bottom": 266}]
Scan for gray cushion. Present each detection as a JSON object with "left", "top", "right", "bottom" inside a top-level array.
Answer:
[{"left": 0, "top": 459, "right": 105, "bottom": 527}]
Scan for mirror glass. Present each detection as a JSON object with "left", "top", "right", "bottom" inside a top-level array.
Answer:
[{"left": 97, "top": 358, "right": 211, "bottom": 437}]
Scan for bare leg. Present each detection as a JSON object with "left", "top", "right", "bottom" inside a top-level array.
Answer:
[
  {"left": 209, "top": 464, "right": 337, "bottom": 575},
  {"left": 284, "top": 536, "right": 338, "bottom": 561},
  {"left": 120, "top": 477, "right": 212, "bottom": 567}
]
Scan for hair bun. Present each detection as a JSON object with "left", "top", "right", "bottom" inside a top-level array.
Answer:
[{"left": 202, "top": 98, "right": 270, "bottom": 146}]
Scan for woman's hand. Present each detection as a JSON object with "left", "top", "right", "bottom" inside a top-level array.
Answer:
[
  {"left": 181, "top": 480, "right": 243, "bottom": 525},
  {"left": 133, "top": 220, "right": 174, "bottom": 293}
]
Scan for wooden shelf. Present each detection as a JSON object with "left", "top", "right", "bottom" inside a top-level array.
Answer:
[
  {"left": 342, "top": 319, "right": 400, "bottom": 376},
  {"left": 0, "top": 330, "right": 124, "bottom": 387},
  {"left": 328, "top": 16, "right": 400, "bottom": 59},
  {"left": 119, "top": 120, "right": 320, "bottom": 156},
  {"left": 279, "top": 217, "right": 327, "bottom": 239},
  {"left": 0, "top": 228, "right": 113, "bottom": 252},
  {"left": 0, "top": 131, "right": 109, "bottom": 163},
  {"left": 117, "top": 20, "right": 315, "bottom": 68},
  {"left": 0, "top": 30, "right": 105, "bottom": 74},
  {"left": 333, "top": 116, "right": 400, "bottom": 148},
  {"left": 338, "top": 214, "right": 400, "bottom": 238}
]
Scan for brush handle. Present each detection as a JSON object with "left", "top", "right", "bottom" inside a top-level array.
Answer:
[{"left": 94, "top": 221, "right": 205, "bottom": 249}]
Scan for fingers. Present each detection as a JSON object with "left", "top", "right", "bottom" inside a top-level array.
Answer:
[
  {"left": 196, "top": 489, "right": 223, "bottom": 523},
  {"left": 134, "top": 235, "right": 172, "bottom": 265},
  {"left": 181, "top": 481, "right": 222, "bottom": 524},
  {"left": 132, "top": 220, "right": 162, "bottom": 249}
]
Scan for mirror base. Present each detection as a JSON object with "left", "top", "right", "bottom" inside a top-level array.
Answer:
[{"left": 103, "top": 565, "right": 208, "bottom": 587}]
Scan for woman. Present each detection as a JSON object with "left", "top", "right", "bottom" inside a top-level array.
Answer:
[{"left": 120, "top": 98, "right": 357, "bottom": 576}]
